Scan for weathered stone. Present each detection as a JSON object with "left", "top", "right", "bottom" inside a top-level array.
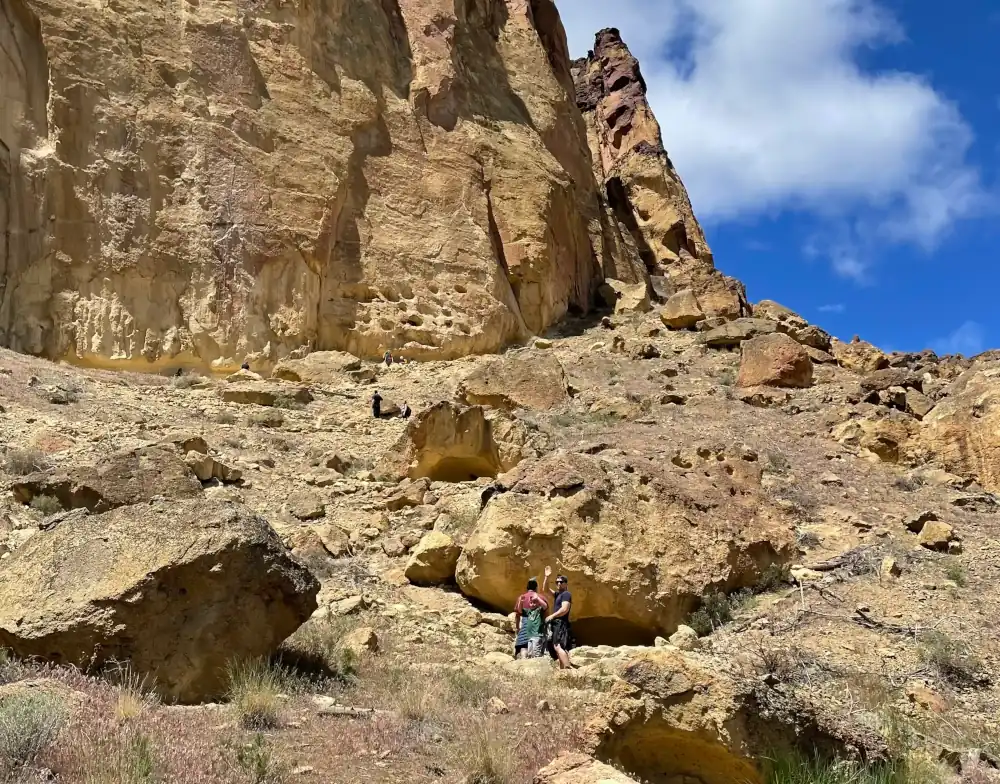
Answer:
[
  {"left": 861, "top": 369, "right": 920, "bottom": 393},
  {"left": 271, "top": 352, "right": 362, "bottom": 384},
  {"left": 905, "top": 511, "right": 938, "bottom": 534},
  {"left": 382, "top": 537, "right": 407, "bottom": 558},
  {"left": 737, "top": 388, "right": 791, "bottom": 408},
  {"left": 753, "top": 300, "right": 832, "bottom": 351},
  {"left": 535, "top": 753, "right": 639, "bottom": 784},
  {"left": 700, "top": 319, "right": 777, "bottom": 348},
  {"left": 882, "top": 557, "right": 902, "bottom": 578},
  {"left": 660, "top": 290, "right": 704, "bottom": 330},
  {"left": 598, "top": 280, "right": 650, "bottom": 314},
  {"left": 832, "top": 339, "right": 889, "bottom": 373},
  {"left": 457, "top": 451, "right": 793, "bottom": 643},
  {"left": 668, "top": 625, "right": 700, "bottom": 651},
  {"left": 288, "top": 490, "right": 325, "bottom": 521},
  {"left": 459, "top": 354, "right": 568, "bottom": 411},
  {"left": 385, "top": 478, "right": 431, "bottom": 511},
  {"left": 377, "top": 403, "right": 517, "bottom": 482},
  {"left": 737, "top": 333, "right": 813, "bottom": 389},
  {"left": 219, "top": 385, "right": 313, "bottom": 407},
  {"left": 0, "top": 499, "right": 317, "bottom": 702},
  {"left": 404, "top": 532, "right": 461, "bottom": 586},
  {"left": 13, "top": 446, "right": 201, "bottom": 513},
  {"left": 341, "top": 627, "right": 379, "bottom": 657},
  {"left": 917, "top": 522, "right": 954, "bottom": 551},
  {"left": 905, "top": 390, "right": 935, "bottom": 419}
]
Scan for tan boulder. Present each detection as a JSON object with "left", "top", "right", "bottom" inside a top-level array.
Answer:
[
  {"left": 456, "top": 452, "right": 793, "bottom": 643},
  {"left": 376, "top": 402, "right": 522, "bottom": 482},
  {"left": 384, "top": 478, "right": 430, "bottom": 511},
  {"left": 405, "top": 532, "right": 461, "bottom": 586},
  {"left": 458, "top": 354, "right": 568, "bottom": 411},
  {"left": 599, "top": 280, "right": 651, "bottom": 314},
  {"left": 832, "top": 413, "right": 919, "bottom": 464},
  {"left": 534, "top": 754, "right": 638, "bottom": 784},
  {"left": 288, "top": 490, "right": 325, "bottom": 521},
  {"left": 271, "top": 352, "right": 362, "bottom": 384},
  {"left": 831, "top": 339, "right": 889, "bottom": 373},
  {"left": 917, "top": 521, "right": 955, "bottom": 551},
  {"left": 12, "top": 446, "right": 202, "bottom": 513},
  {"left": 701, "top": 319, "right": 777, "bottom": 348},
  {"left": 219, "top": 384, "right": 313, "bottom": 407},
  {"left": 184, "top": 451, "right": 242, "bottom": 484},
  {"left": 660, "top": 289, "right": 704, "bottom": 330},
  {"left": 0, "top": 498, "right": 318, "bottom": 702},
  {"left": 737, "top": 333, "right": 813, "bottom": 389},
  {"left": 341, "top": 627, "right": 379, "bottom": 657}
]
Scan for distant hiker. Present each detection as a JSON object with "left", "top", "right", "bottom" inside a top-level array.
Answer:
[
  {"left": 543, "top": 566, "right": 574, "bottom": 669},
  {"left": 371, "top": 390, "right": 383, "bottom": 419},
  {"left": 400, "top": 401, "right": 411, "bottom": 419},
  {"left": 240, "top": 360, "right": 250, "bottom": 371},
  {"left": 383, "top": 350, "right": 393, "bottom": 367},
  {"left": 514, "top": 577, "right": 548, "bottom": 659}
]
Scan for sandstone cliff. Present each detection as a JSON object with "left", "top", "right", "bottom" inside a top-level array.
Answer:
[
  {"left": 1, "top": 2, "right": 733, "bottom": 371},
  {"left": 572, "top": 29, "right": 749, "bottom": 319}
]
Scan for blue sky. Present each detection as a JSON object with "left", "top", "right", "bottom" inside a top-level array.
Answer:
[{"left": 555, "top": 0, "right": 999, "bottom": 356}]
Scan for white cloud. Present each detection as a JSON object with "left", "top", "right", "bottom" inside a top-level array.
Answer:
[
  {"left": 555, "top": 0, "right": 988, "bottom": 276},
  {"left": 818, "top": 303, "right": 846, "bottom": 313},
  {"left": 932, "top": 321, "right": 986, "bottom": 357}
]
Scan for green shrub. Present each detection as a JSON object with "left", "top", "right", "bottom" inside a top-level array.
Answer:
[
  {"left": 918, "top": 631, "right": 984, "bottom": 688},
  {"left": 215, "top": 410, "right": 237, "bottom": 425},
  {"left": 82, "top": 725, "right": 158, "bottom": 784},
  {"left": 0, "top": 691, "right": 67, "bottom": 772},
  {"left": 246, "top": 410, "right": 284, "bottom": 428},
  {"left": 4, "top": 449, "right": 48, "bottom": 476},
  {"left": 943, "top": 559, "right": 967, "bottom": 588},
  {"left": 29, "top": 494, "right": 63, "bottom": 516},
  {"left": 229, "top": 734, "right": 286, "bottom": 784},
  {"left": 764, "top": 748, "right": 900, "bottom": 784},
  {"left": 277, "top": 617, "right": 359, "bottom": 685},
  {"left": 764, "top": 451, "right": 792, "bottom": 475},
  {"left": 272, "top": 395, "right": 305, "bottom": 411},
  {"left": 443, "top": 669, "right": 499, "bottom": 709}
]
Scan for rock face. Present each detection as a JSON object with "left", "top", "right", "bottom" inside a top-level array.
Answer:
[
  {"left": 458, "top": 353, "right": 568, "bottom": 411},
  {"left": 1, "top": 0, "right": 665, "bottom": 370},
  {"left": 572, "top": 29, "right": 749, "bottom": 321},
  {"left": 404, "top": 531, "right": 461, "bottom": 586},
  {"left": 907, "top": 370, "right": 1000, "bottom": 491},
  {"left": 0, "top": 498, "right": 318, "bottom": 702},
  {"left": 737, "top": 333, "right": 813, "bottom": 389},
  {"left": 271, "top": 351, "right": 361, "bottom": 384},
  {"left": 832, "top": 339, "right": 889, "bottom": 373},
  {"left": 456, "top": 451, "right": 793, "bottom": 644}
]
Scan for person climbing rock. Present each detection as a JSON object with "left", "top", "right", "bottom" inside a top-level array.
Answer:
[
  {"left": 383, "top": 350, "right": 393, "bottom": 367},
  {"left": 543, "top": 566, "right": 574, "bottom": 669},
  {"left": 513, "top": 577, "right": 548, "bottom": 659},
  {"left": 371, "top": 390, "right": 383, "bottom": 419},
  {"left": 400, "top": 401, "right": 411, "bottom": 419}
]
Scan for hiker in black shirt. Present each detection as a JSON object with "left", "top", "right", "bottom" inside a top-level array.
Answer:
[
  {"left": 371, "top": 390, "right": 382, "bottom": 419},
  {"left": 542, "top": 566, "right": 573, "bottom": 669}
]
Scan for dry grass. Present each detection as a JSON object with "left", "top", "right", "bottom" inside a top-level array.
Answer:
[
  {"left": 277, "top": 617, "right": 359, "bottom": 688},
  {"left": 246, "top": 410, "right": 284, "bottom": 428},
  {"left": 29, "top": 494, "right": 63, "bottom": 516},
  {"left": 225, "top": 734, "right": 286, "bottom": 784},
  {"left": 451, "top": 721, "right": 518, "bottom": 784},
  {"left": 225, "top": 659, "right": 287, "bottom": 730},
  {"left": 918, "top": 631, "right": 985, "bottom": 689}
]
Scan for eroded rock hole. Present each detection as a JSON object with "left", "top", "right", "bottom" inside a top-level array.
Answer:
[
  {"left": 573, "top": 617, "right": 656, "bottom": 647},
  {"left": 423, "top": 455, "right": 499, "bottom": 483}
]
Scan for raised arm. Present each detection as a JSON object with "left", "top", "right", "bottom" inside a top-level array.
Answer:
[{"left": 542, "top": 565, "right": 554, "bottom": 596}]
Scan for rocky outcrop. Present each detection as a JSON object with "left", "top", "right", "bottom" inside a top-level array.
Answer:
[
  {"left": 737, "top": 333, "right": 813, "bottom": 389},
  {"left": 404, "top": 531, "right": 461, "bottom": 585},
  {"left": 832, "top": 339, "right": 889, "bottom": 373},
  {"left": 572, "top": 29, "right": 749, "bottom": 319},
  {"left": 0, "top": 498, "right": 318, "bottom": 702},
  {"left": 456, "top": 451, "right": 794, "bottom": 644},
  {"left": 1, "top": 0, "right": 657, "bottom": 370},
  {"left": 271, "top": 351, "right": 361, "bottom": 384},
  {"left": 907, "top": 369, "right": 1000, "bottom": 490},
  {"left": 458, "top": 353, "right": 568, "bottom": 411},
  {"left": 377, "top": 402, "right": 524, "bottom": 482},
  {"left": 535, "top": 753, "right": 638, "bottom": 784}
]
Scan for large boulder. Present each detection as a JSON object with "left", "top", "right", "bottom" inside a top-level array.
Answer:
[
  {"left": 0, "top": 498, "right": 318, "bottom": 702},
  {"left": 12, "top": 446, "right": 202, "bottom": 513},
  {"left": 458, "top": 354, "right": 568, "bottom": 411},
  {"left": 598, "top": 279, "right": 651, "bottom": 314},
  {"left": 376, "top": 402, "right": 526, "bottom": 482},
  {"left": 456, "top": 452, "right": 793, "bottom": 644},
  {"left": 219, "top": 384, "right": 313, "bottom": 407},
  {"left": 700, "top": 319, "right": 777, "bottom": 348},
  {"left": 404, "top": 532, "right": 461, "bottom": 585},
  {"left": 534, "top": 754, "right": 638, "bottom": 784},
  {"left": 271, "top": 351, "right": 362, "bottom": 384},
  {"left": 660, "top": 289, "right": 704, "bottom": 330},
  {"left": 737, "top": 333, "right": 813, "bottom": 389},
  {"left": 831, "top": 339, "right": 889, "bottom": 373}
]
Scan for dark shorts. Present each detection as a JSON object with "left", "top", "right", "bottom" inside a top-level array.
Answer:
[{"left": 548, "top": 618, "right": 573, "bottom": 653}]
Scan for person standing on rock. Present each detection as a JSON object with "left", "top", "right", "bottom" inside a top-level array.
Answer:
[
  {"left": 371, "top": 390, "right": 382, "bottom": 419},
  {"left": 513, "top": 577, "right": 548, "bottom": 659},
  {"left": 542, "top": 566, "right": 574, "bottom": 669},
  {"left": 400, "top": 401, "right": 411, "bottom": 419},
  {"left": 383, "top": 350, "right": 393, "bottom": 367}
]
